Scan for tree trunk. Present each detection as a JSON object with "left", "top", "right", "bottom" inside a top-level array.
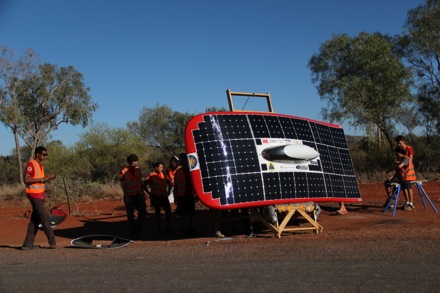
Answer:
[
  {"left": 13, "top": 130, "right": 24, "bottom": 186},
  {"left": 377, "top": 127, "right": 382, "bottom": 146}
]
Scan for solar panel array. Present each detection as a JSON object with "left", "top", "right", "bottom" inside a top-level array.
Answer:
[{"left": 189, "top": 113, "right": 360, "bottom": 207}]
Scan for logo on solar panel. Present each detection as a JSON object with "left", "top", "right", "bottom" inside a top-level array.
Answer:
[{"left": 188, "top": 153, "right": 199, "bottom": 171}]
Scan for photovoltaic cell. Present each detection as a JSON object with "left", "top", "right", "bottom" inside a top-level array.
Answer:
[{"left": 186, "top": 113, "right": 361, "bottom": 209}]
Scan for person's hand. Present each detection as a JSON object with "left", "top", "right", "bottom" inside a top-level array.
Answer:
[{"left": 45, "top": 174, "right": 56, "bottom": 181}]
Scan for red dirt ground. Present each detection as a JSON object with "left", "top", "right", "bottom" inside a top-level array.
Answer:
[{"left": 1, "top": 181, "right": 440, "bottom": 248}]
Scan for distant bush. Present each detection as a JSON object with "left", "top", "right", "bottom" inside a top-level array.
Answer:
[
  {"left": 47, "top": 177, "right": 122, "bottom": 203},
  {"left": 0, "top": 183, "right": 26, "bottom": 201}
]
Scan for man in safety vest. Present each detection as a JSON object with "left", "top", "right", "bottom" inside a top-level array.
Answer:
[
  {"left": 144, "top": 162, "right": 172, "bottom": 233},
  {"left": 120, "top": 154, "right": 146, "bottom": 240},
  {"left": 395, "top": 135, "right": 414, "bottom": 165},
  {"left": 385, "top": 147, "right": 417, "bottom": 211},
  {"left": 22, "top": 146, "right": 57, "bottom": 250},
  {"left": 395, "top": 135, "right": 415, "bottom": 209}
]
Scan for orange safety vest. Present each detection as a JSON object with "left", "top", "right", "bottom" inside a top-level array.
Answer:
[
  {"left": 25, "top": 159, "right": 45, "bottom": 195},
  {"left": 121, "top": 166, "right": 143, "bottom": 196},
  {"left": 147, "top": 171, "right": 168, "bottom": 197},
  {"left": 166, "top": 166, "right": 180, "bottom": 186},
  {"left": 401, "top": 155, "right": 416, "bottom": 181}
]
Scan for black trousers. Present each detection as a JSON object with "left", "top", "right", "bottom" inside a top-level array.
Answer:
[
  {"left": 151, "top": 195, "right": 171, "bottom": 230},
  {"left": 123, "top": 195, "right": 147, "bottom": 234},
  {"left": 23, "top": 197, "right": 56, "bottom": 246}
]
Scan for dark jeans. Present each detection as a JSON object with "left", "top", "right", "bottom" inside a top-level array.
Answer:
[
  {"left": 151, "top": 195, "right": 171, "bottom": 230},
  {"left": 123, "top": 195, "right": 146, "bottom": 235},
  {"left": 23, "top": 197, "right": 56, "bottom": 246}
]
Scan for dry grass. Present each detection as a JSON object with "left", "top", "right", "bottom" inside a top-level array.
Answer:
[
  {"left": 357, "top": 171, "right": 440, "bottom": 184},
  {"left": 0, "top": 181, "right": 123, "bottom": 203},
  {"left": 97, "top": 182, "right": 123, "bottom": 200},
  {"left": 0, "top": 183, "right": 26, "bottom": 201}
]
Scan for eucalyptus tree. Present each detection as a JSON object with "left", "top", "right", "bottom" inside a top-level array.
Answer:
[
  {"left": 18, "top": 63, "right": 97, "bottom": 158},
  {"left": 0, "top": 47, "right": 97, "bottom": 184},
  {"left": 398, "top": 0, "right": 440, "bottom": 134},
  {"left": 0, "top": 47, "right": 38, "bottom": 184},
  {"left": 74, "top": 124, "right": 149, "bottom": 182},
  {"left": 308, "top": 32, "right": 414, "bottom": 149},
  {"left": 127, "top": 104, "right": 194, "bottom": 161}
]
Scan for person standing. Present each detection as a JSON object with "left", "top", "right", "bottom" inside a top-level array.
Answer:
[
  {"left": 120, "top": 154, "right": 146, "bottom": 240},
  {"left": 395, "top": 136, "right": 416, "bottom": 210},
  {"left": 165, "top": 156, "right": 180, "bottom": 204},
  {"left": 174, "top": 153, "right": 196, "bottom": 236},
  {"left": 145, "top": 162, "right": 172, "bottom": 233},
  {"left": 395, "top": 135, "right": 414, "bottom": 165},
  {"left": 22, "top": 146, "right": 57, "bottom": 250},
  {"left": 384, "top": 147, "right": 417, "bottom": 210}
]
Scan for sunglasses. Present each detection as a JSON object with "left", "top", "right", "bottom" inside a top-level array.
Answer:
[{"left": 41, "top": 153, "right": 48, "bottom": 157}]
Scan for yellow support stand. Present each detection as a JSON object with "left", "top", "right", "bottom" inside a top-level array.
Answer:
[{"left": 250, "top": 203, "right": 323, "bottom": 238}]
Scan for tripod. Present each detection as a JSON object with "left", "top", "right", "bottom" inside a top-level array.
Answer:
[{"left": 383, "top": 180, "right": 438, "bottom": 216}]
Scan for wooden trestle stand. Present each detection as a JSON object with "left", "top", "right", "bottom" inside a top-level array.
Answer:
[{"left": 250, "top": 203, "right": 323, "bottom": 238}]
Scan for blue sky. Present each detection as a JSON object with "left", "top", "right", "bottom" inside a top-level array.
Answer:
[{"left": 0, "top": 0, "right": 424, "bottom": 155}]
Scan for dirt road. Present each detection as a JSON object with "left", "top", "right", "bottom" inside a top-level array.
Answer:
[{"left": 1, "top": 182, "right": 439, "bottom": 292}]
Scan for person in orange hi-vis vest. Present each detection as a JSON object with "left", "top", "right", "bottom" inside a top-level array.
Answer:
[
  {"left": 395, "top": 135, "right": 414, "bottom": 165},
  {"left": 120, "top": 154, "right": 146, "bottom": 240},
  {"left": 384, "top": 147, "right": 417, "bottom": 211},
  {"left": 395, "top": 135, "right": 415, "bottom": 210},
  {"left": 21, "top": 146, "right": 57, "bottom": 250},
  {"left": 144, "top": 162, "right": 172, "bottom": 233}
]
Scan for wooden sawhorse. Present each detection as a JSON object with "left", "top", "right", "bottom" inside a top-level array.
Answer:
[
  {"left": 383, "top": 180, "right": 438, "bottom": 216},
  {"left": 250, "top": 203, "right": 323, "bottom": 238}
]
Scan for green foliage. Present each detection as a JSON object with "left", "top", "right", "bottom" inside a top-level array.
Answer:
[
  {"left": 42, "top": 140, "right": 76, "bottom": 178},
  {"left": 0, "top": 155, "right": 19, "bottom": 185},
  {"left": 349, "top": 136, "right": 394, "bottom": 173},
  {"left": 410, "top": 135, "right": 440, "bottom": 172},
  {"left": 127, "top": 104, "right": 194, "bottom": 165},
  {"left": 398, "top": 105, "right": 421, "bottom": 136},
  {"left": 398, "top": 0, "right": 440, "bottom": 134},
  {"left": 74, "top": 124, "right": 149, "bottom": 183},
  {"left": 205, "top": 106, "right": 228, "bottom": 112},
  {"left": 348, "top": 133, "right": 440, "bottom": 183},
  {"left": 308, "top": 32, "right": 414, "bottom": 149},
  {"left": 0, "top": 47, "right": 39, "bottom": 184},
  {"left": 46, "top": 176, "right": 121, "bottom": 203},
  {"left": 18, "top": 63, "right": 98, "bottom": 158},
  {"left": 0, "top": 47, "right": 98, "bottom": 184}
]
